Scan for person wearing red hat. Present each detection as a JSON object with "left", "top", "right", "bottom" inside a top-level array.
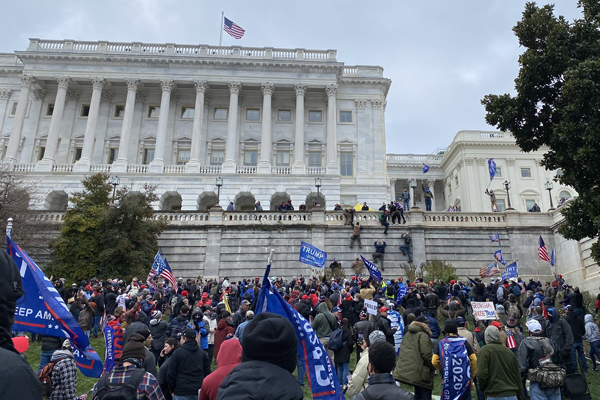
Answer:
[{"left": 377, "top": 307, "right": 397, "bottom": 346}]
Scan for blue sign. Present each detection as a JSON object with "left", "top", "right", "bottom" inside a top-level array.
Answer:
[
  {"left": 256, "top": 265, "right": 344, "bottom": 400},
  {"left": 360, "top": 255, "right": 382, "bottom": 282},
  {"left": 7, "top": 236, "right": 104, "bottom": 377},
  {"left": 299, "top": 241, "right": 327, "bottom": 268},
  {"left": 504, "top": 261, "right": 518, "bottom": 280}
]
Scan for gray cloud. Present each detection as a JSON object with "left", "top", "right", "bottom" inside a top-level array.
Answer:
[{"left": 0, "top": 0, "right": 581, "bottom": 153}]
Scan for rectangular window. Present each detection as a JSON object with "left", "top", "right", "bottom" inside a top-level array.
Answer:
[
  {"left": 244, "top": 150, "right": 257, "bottom": 166},
  {"left": 309, "top": 151, "right": 321, "bottom": 168},
  {"left": 340, "top": 152, "right": 353, "bottom": 176},
  {"left": 496, "top": 199, "right": 506, "bottom": 212},
  {"left": 114, "top": 105, "right": 125, "bottom": 118},
  {"left": 276, "top": 151, "right": 290, "bottom": 166},
  {"left": 495, "top": 166, "right": 502, "bottom": 178},
  {"left": 108, "top": 148, "right": 119, "bottom": 164},
  {"left": 73, "top": 148, "right": 82, "bottom": 162},
  {"left": 214, "top": 108, "right": 228, "bottom": 120},
  {"left": 38, "top": 147, "right": 45, "bottom": 161},
  {"left": 526, "top": 200, "right": 536, "bottom": 211},
  {"left": 277, "top": 109, "right": 291, "bottom": 122},
  {"left": 246, "top": 109, "right": 260, "bottom": 121},
  {"left": 148, "top": 106, "right": 160, "bottom": 118},
  {"left": 10, "top": 102, "right": 18, "bottom": 116},
  {"left": 448, "top": 183, "right": 452, "bottom": 195},
  {"left": 455, "top": 176, "right": 459, "bottom": 187},
  {"left": 46, "top": 103, "right": 55, "bottom": 116},
  {"left": 211, "top": 150, "right": 224, "bottom": 165},
  {"left": 309, "top": 110, "right": 322, "bottom": 123},
  {"left": 521, "top": 167, "right": 531, "bottom": 178},
  {"left": 181, "top": 107, "right": 195, "bottom": 119},
  {"left": 80, "top": 105, "right": 90, "bottom": 117},
  {"left": 143, "top": 149, "right": 155, "bottom": 165},
  {"left": 339, "top": 110, "right": 352, "bottom": 123},
  {"left": 177, "top": 149, "right": 191, "bottom": 165}
]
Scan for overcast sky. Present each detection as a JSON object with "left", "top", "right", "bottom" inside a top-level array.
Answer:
[{"left": 0, "top": 1, "right": 582, "bottom": 154}]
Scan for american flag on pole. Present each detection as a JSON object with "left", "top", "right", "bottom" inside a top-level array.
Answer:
[
  {"left": 479, "top": 262, "right": 500, "bottom": 278},
  {"left": 538, "top": 236, "right": 550, "bottom": 263},
  {"left": 147, "top": 252, "right": 177, "bottom": 288},
  {"left": 224, "top": 17, "right": 245, "bottom": 39}
]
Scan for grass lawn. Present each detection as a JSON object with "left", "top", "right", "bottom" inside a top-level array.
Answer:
[{"left": 22, "top": 323, "right": 600, "bottom": 400}]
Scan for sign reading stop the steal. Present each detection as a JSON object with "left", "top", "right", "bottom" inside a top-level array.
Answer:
[{"left": 472, "top": 302, "right": 496, "bottom": 320}]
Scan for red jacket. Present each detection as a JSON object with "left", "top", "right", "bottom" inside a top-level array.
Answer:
[
  {"left": 213, "top": 318, "right": 235, "bottom": 362},
  {"left": 199, "top": 338, "right": 242, "bottom": 400}
]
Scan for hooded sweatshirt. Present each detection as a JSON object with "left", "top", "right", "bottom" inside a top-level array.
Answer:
[
  {"left": 585, "top": 314, "right": 600, "bottom": 343},
  {"left": 199, "top": 339, "right": 242, "bottom": 400},
  {"left": 311, "top": 302, "right": 337, "bottom": 338},
  {"left": 50, "top": 350, "right": 77, "bottom": 400},
  {"left": 214, "top": 318, "right": 235, "bottom": 361}
]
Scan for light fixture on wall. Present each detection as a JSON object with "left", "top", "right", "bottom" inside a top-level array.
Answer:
[
  {"left": 215, "top": 177, "right": 223, "bottom": 207},
  {"left": 504, "top": 180, "right": 514, "bottom": 210},
  {"left": 410, "top": 178, "right": 419, "bottom": 209},
  {"left": 110, "top": 175, "right": 120, "bottom": 203},
  {"left": 314, "top": 178, "right": 322, "bottom": 208},
  {"left": 545, "top": 180, "right": 555, "bottom": 211}
]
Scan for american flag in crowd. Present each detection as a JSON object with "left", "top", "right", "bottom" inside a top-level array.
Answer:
[
  {"left": 479, "top": 262, "right": 500, "bottom": 278},
  {"left": 538, "top": 236, "right": 550, "bottom": 263},
  {"left": 147, "top": 252, "right": 177, "bottom": 288},
  {"left": 506, "top": 329, "right": 517, "bottom": 349},
  {"left": 224, "top": 17, "right": 245, "bottom": 39}
]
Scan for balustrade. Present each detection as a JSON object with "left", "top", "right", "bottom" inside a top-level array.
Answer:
[
  {"left": 52, "top": 164, "right": 74, "bottom": 172},
  {"left": 164, "top": 165, "right": 185, "bottom": 174},
  {"left": 127, "top": 165, "right": 148, "bottom": 173},
  {"left": 236, "top": 166, "right": 256, "bottom": 174},
  {"left": 90, "top": 164, "right": 112, "bottom": 172},
  {"left": 13, "top": 163, "right": 36, "bottom": 172},
  {"left": 272, "top": 166, "right": 290, "bottom": 175}
]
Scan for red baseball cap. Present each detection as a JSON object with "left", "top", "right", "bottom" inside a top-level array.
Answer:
[
  {"left": 491, "top": 321, "right": 502, "bottom": 329},
  {"left": 12, "top": 336, "right": 29, "bottom": 354},
  {"left": 379, "top": 306, "right": 388, "bottom": 312}
]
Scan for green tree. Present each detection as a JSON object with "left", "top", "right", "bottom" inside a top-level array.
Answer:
[
  {"left": 420, "top": 260, "right": 458, "bottom": 283},
  {"left": 482, "top": 1, "right": 600, "bottom": 262},
  {"left": 49, "top": 173, "right": 167, "bottom": 282}
]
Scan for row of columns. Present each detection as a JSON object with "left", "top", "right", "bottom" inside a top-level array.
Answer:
[
  {"left": 3, "top": 74, "right": 340, "bottom": 175},
  {"left": 390, "top": 178, "right": 436, "bottom": 211}
]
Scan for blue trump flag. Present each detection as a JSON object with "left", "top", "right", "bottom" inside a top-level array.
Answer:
[
  {"left": 422, "top": 163, "right": 430, "bottom": 173},
  {"left": 550, "top": 249, "right": 556, "bottom": 267},
  {"left": 488, "top": 158, "right": 497, "bottom": 181},
  {"left": 360, "top": 255, "right": 382, "bottom": 282},
  {"left": 397, "top": 285, "right": 408, "bottom": 303},
  {"left": 489, "top": 232, "right": 501, "bottom": 246},
  {"left": 504, "top": 261, "right": 518, "bottom": 279},
  {"left": 7, "top": 236, "right": 104, "bottom": 377},
  {"left": 255, "top": 264, "right": 344, "bottom": 400},
  {"left": 494, "top": 249, "right": 506, "bottom": 265},
  {"left": 299, "top": 241, "right": 327, "bottom": 268}
]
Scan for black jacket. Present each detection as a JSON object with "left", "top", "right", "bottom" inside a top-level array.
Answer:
[
  {"left": 377, "top": 316, "right": 395, "bottom": 345},
  {"left": 350, "top": 373, "right": 414, "bottom": 400},
  {"left": 546, "top": 316, "right": 574, "bottom": 362},
  {"left": 166, "top": 339, "right": 210, "bottom": 396},
  {"left": 354, "top": 320, "right": 375, "bottom": 344},
  {"left": 104, "top": 291, "right": 118, "bottom": 315},
  {"left": 564, "top": 311, "right": 585, "bottom": 342},
  {"left": 41, "top": 335, "right": 63, "bottom": 352},
  {"left": 333, "top": 328, "right": 354, "bottom": 364},
  {"left": 0, "top": 327, "right": 42, "bottom": 400},
  {"left": 91, "top": 293, "right": 105, "bottom": 316},
  {"left": 149, "top": 320, "right": 168, "bottom": 352},
  {"left": 297, "top": 301, "right": 312, "bottom": 321},
  {"left": 217, "top": 360, "right": 303, "bottom": 400}
]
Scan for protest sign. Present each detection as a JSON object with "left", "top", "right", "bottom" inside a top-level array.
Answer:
[
  {"left": 472, "top": 302, "right": 496, "bottom": 320},
  {"left": 364, "top": 299, "right": 378, "bottom": 315}
]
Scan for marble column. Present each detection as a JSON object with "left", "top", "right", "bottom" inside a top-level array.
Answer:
[
  {"left": 112, "top": 78, "right": 139, "bottom": 172},
  {"left": 292, "top": 83, "right": 307, "bottom": 174},
  {"left": 390, "top": 178, "right": 396, "bottom": 202},
  {"left": 325, "top": 84, "right": 339, "bottom": 174},
  {"left": 222, "top": 81, "right": 241, "bottom": 174},
  {"left": 74, "top": 77, "right": 105, "bottom": 171},
  {"left": 4, "top": 75, "right": 35, "bottom": 164},
  {"left": 37, "top": 76, "right": 70, "bottom": 170},
  {"left": 408, "top": 178, "right": 418, "bottom": 209},
  {"left": 257, "top": 82, "right": 274, "bottom": 174},
  {"left": 0, "top": 89, "right": 12, "bottom": 147},
  {"left": 427, "top": 179, "right": 436, "bottom": 211},
  {"left": 186, "top": 81, "right": 208, "bottom": 173},
  {"left": 149, "top": 80, "right": 175, "bottom": 173}
]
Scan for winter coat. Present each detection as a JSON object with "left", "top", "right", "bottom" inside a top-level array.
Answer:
[
  {"left": 214, "top": 318, "right": 235, "bottom": 361},
  {"left": 297, "top": 300, "right": 312, "bottom": 321},
  {"left": 216, "top": 360, "right": 303, "bottom": 400},
  {"left": 166, "top": 339, "right": 210, "bottom": 396},
  {"left": 458, "top": 326, "right": 480, "bottom": 354},
  {"left": 199, "top": 339, "right": 242, "bottom": 400},
  {"left": 333, "top": 328, "right": 354, "bottom": 365},
  {"left": 49, "top": 350, "right": 77, "bottom": 400},
  {"left": 564, "top": 310, "right": 585, "bottom": 342},
  {"left": 41, "top": 335, "right": 63, "bottom": 352},
  {"left": 477, "top": 335, "right": 525, "bottom": 399},
  {"left": 439, "top": 302, "right": 467, "bottom": 320},
  {"left": 77, "top": 300, "right": 93, "bottom": 331},
  {"left": 546, "top": 316, "right": 574, "bottom": 363},
  {"left": 311, "top": 302, "right": 337, "bottom": 338},
  {"left": 359, "top": 286, "right": 376, "bottom": 301},
  {"left": 91, "top": 292, "right": 105, "bottom": 316},
  {"left": 585, "top": 314, "right": 600, "bottom": 343},
  {"left": 0, "top": 330, "right": 42, "bottom": 400},
  {"left": 341, "top": 299, "right": 356, "bottom": 325},
  {"left": 354, "top": 320, "right": 375, "bottom": 344},
  {"left": 393, "top": 321, "right": 435, "bottom": 389},
  {"left": 350, "top": 373, "right": 414, "bottom": 400},
  {"left": 347, "top": 350, "right": 370, "bottom": 397},
  {"left": 104, "top": 291, "right": 118, "bottom": 316},
  {"left": 377, "top": 316, "right": 395, "bottom": 346},
  {"left": 149, "top": 318, "right": 168, "bottom": 352},
  {"left": 166, "top": 313, "right": 190, "bottom": 338}
]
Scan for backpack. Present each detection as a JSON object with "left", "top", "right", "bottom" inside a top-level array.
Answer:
[
  {"left": 38, "top": 359, "right": 60, "bottom": 398},
  {"left": 328, "top": 328, "right": 344, "bottom": 351},
  {"left": 526, "top": 337, "right": 565, "bottom": 388},
  {"left": 386, "top": 285, "right": 395, "bottom": 296},
  {"left": 94, "top": 368, "right": 145, "bottom": 400},
  {"left": 378, "top": 213, "right": 383, "bottom": 222}
]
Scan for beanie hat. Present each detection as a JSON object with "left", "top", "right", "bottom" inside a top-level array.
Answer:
[
  {"left": 241, "top": 312, "right": 297, "bottom": 373},
  {"left": 360, "top": 310, "right": 368, "bottom": 318},
  {"left": 533, "top": 298, "right": 542, "bottom": 307},
  {"left": 120, "top": 333, "right": 146, "bottom": 361},
  {"left": 444, "top": 319, "right": 458, "bottom": 334},
  {"left": 151, "top": 310, "right": 162, "bottom": 320},
  {"left": 368, "top": 330, "right": 386, "bottom": 345},
  {"left": 0, "top": 249, "right": 24, "bottom": 330},
  {"left": 496, "top": 304, "right": 505, "bottom": 314},
  {"left": 181, "top": 290, "right": 188, "bottom": 297},
  {"left": 183, "top": 328, "right": 197, "bottom": 340}
]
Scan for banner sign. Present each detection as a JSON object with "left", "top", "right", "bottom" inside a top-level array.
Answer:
[
  {"left": 472, "top": 302, "right": 496, "bottom": 320},
  {"left": 503, "top": 262, "right": 518, "bottom": 280},
  {"left": 256, "top": 265, "right": 344, "bottom": 400},
  {"left": 364, "top": 299, "right": 378, "bottom": 315},
  {"left": 397, "top": 286, "right": 408, "bottom": 303},
  {"left": 299, "top": 241, "right": 327, "bottom": 268},
  {"left": 360, "top": 256, "right": 382, "bottom": 282},
  {"left": 7, "top": 236, "right": 104, "bottom": 377}
]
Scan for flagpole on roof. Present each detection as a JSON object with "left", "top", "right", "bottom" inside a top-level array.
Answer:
[{"left": 219, "top": 11, "right": 224, "bottom": 46}]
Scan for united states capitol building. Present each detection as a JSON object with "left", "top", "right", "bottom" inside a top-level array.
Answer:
[{"left": 0, "top": 39, "right": 596, "bottom": 292}]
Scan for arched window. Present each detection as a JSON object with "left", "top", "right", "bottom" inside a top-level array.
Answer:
[{"left": 559, "top": 190, "right": 571, "bottom": 200}]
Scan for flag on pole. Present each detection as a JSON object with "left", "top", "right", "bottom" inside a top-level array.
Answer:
[
  {"left": 422, "top": 163, "right": 430, "bottom": 173},
  {"left": 503, "top": 261, "right": 518, "bottom": 280},
  {"left": 147, "top": 252, "right": 177, "bottom": 288},
  {"left": 489, "top": 232, "right": 501, "bottom": 246},
  {"left": 223, "top": 16, "right": 245, "bottom": 39},
  {"left": 494, "top": 249, "right": 507, "bottom": 265},
  {"left": 255, "top": 264, "right": 344, "bottom": 400},
  {"left": 360, "top": 255, "right": 382, "bottom": 282},
  {"left": 7, "top": 236, "right": 104, "bottom": 377},
  {"left": 479, "top": 262, "right": 500, "bottom": 278},
  {"left": 538, "top": 236, "right": 550, "bottom": 263},
  {"left": 550, "top": 249, "right": 556, "bottom": 266},
  {"left": 488, "top": 158, "right": 497, "bottom": 181}
]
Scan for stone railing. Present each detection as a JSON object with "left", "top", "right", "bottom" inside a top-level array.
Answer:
[
  {"left": 27, "top": 39, "right": 338, "bottom": 62},
  {"left": 127, "top": 165, "right": 148, "bottom": 173},
  {"left": 12, "top": 163, "right": 36, "bottom": 172},
  {"left": 236, "top": 166, "right": 256, "bottom": 174},
  {"left": 52, "top": 164, "right": 74, "bottom": 172},
  {"left": 90, "top": 164, "right": 112, "bottom": 172},
  {"left": 164, "top": 165, "right": 185, "bottom": 174},
  {"left": 199, "top": 165, "right": 221, "bottom": 174},
  {"left": 386, "top": 154, "right": 444, "bottom": 163},
  {"left": 307, "top": 167, "right": 324, "bottom": 175},
  {"left": 272, "top": 166, "right": 290, "bottom": 175},
  {"left": 423, "top": 212, "right": 506, "bottom": 224}
]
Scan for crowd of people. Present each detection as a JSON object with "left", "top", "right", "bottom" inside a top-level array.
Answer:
[{"left": 2, "top": 245, "right": 600, "bottom": 400}]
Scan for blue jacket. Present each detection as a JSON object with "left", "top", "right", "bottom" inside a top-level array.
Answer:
[
  {"left": 425, "top": 314, "right": 441, "bottom": 339},
  {"left": 374, "top": 242, "right": 387, "bottom": 254}
]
